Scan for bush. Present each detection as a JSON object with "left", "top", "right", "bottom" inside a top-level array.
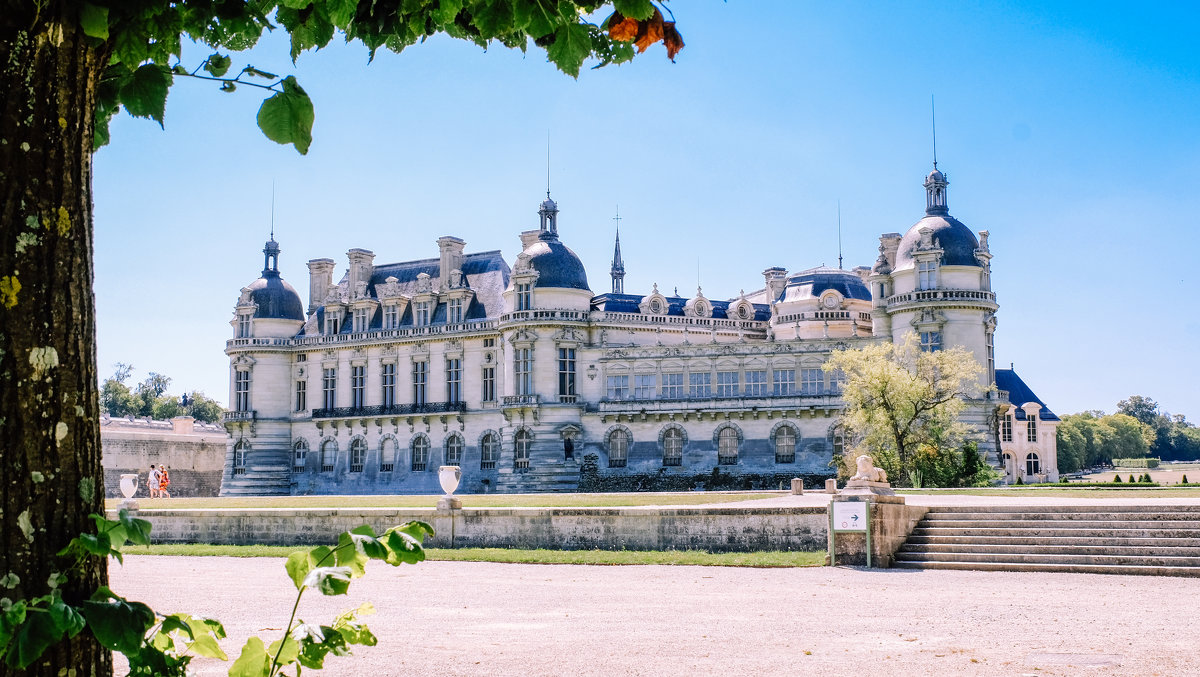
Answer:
[
  {"left": 577, "top": 454, "right": 833, "bottom": 493},
  {"left": 1182, "top": 475, "right": 1190, "bottom": 485},
  {"left": 1015, "top": 476, "right": 1023, "bottom": 485},
  {"left": 1112, "top": 457, "right": 1160, "bottom": 469},
  {"left": 1113, "top": 474, "right": 1122, "bottom": 483},
  {"left": 1129, "top": 474, "right": 1137, "bottom": 483}
]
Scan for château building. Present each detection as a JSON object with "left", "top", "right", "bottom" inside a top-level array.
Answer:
[{"left": 220, "top": 165, "right": 1058, "bottom": 495}]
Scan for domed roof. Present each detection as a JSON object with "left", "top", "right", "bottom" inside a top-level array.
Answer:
[
  {"left": 243, "top": 272, "right": 305, "bottom": 321},
  {"left": 926, "top": 168, "right": 947, "bottom": 184},
  {"left": 893, "top": 215, "right": 981, "bottom": 270},
  {"left": 777, "top": 266, "right": 871, "bottom": 303},
  {"left": 521, "top": 237, "right": 590, "bottom": 291}
]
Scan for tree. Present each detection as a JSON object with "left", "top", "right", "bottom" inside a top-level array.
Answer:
[
  {"left": 0, "top": 3, "right": 682, "bottom": 673},
  {"left": 1117, "top": 395, "right": 1159, "bottom": 427},
  {"left": 824, "top": 335, "right": 985, "bottom": 486},
  {"left": 185, "top": 391, "right": 226, "bottom": 424}
]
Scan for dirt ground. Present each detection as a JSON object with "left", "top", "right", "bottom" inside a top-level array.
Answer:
[{"left": 112, "top": 557, "right": 1200, "bottom": 677}]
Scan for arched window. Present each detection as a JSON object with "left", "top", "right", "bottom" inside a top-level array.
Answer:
[
  {"left": 662, "top": 427, "right": 683, "bottom": 467},
  {"left": 412, "top": 436, "right": 430, "bottom": 472},
  {"left": 233, "top": 440, "right": 248, "bottom": 475},
  {"left": 773, "top": 425, "right": 796, "bottom": 464},
  {"left": 608, "top": 429, "right": 630, "bottom": 468},
  {"left": 349, "top": 438, "right": 366, "bottom": 473},
  {"left": 717, "top": 427, "right": 739, "bottom": 465},
  {"left": 445, "top": 434, "right": 464, "bottom": 466},
  {"left": 321, "top": 439, "right": 336, "bottom": 472},
  {"left": 480, "top": 433, "right": 499, "bottom": 470},
  {"left": 1025, "top": 452, "right": 1041, "bottom": 476},
  {"left": 379, "top": 437, "right": 396, "bottom": 472},
  {"left": 514, "top": 429, "right": 531, "bottom": 470},
  {"left": 292, "top": 440, "right": 308, "bottom": 473}
]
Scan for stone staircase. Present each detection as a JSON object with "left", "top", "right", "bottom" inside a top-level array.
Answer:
[
  {"left": 893, "top": 505, "right": 1200, "bottom": 577},
  {"left": 494, "top": 462, "right": 581, "bottom": 493}
]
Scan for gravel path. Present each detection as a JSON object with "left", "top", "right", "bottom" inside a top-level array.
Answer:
[{"left": 113, "top": 557, "right": 1199, "bottom": 676}]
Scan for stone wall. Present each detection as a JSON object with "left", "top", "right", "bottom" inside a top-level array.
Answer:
[
  {"left": 102, "top": 416, "right": 228, "bottom": 498},
  {"left": 125, "top": 506, "right": 829, "bottom": 552}
]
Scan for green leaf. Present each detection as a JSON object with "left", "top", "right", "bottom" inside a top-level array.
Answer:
[
  {"left": 267, "top": 634, "right": 300, "bottom": 666},
  {"left": 545, "top": 22, "right": 592, "bottom": 77},
  {"left": 296, "top": 625, "right": 347, "bottom": 669},
  {"left": 256, "top": 76, "right": 314, "bottom": 155},
  {"left": 229, "top": 636, "right": 270, "bottom": 677},
  {"left": 326, "top": 0, "right": 359, "bottom": 28},
  {"left": 333, "top": 532, "right": 369, "bottom": 575},
  {"left": 203, "top": 53, "right": 232, "bottom": 78},
  {"left": 431, "top": 0, "right": 464, "bottom": 25},
  {"left": 301, "top": 567, "right": 352, "bottom": 596},
  {"left": 221, "top": 81, "right": 238, "bottom": 93},
  {"left": 243, "top": 66, "right": 279, "bottom": 79},
  {"left": 279, "top": 0, "right": 312, "bottom": 8},
  {"left": 7, "top": 610, "right": 63, "bottom": 669},
  {"left": 80, "top": 590, "right": 155, "bottom": 655},
  {"left": 285, "top": 551, "right": 313, "bottom": 590},
  {"left": 119, "top": 64, "right": 173, "bottom": 127},
  {"left": 613, "top": 0, "right": 655, "bottom": 20},
  {"left": 188, "top": 633, "right": 228, "bottom": 660},
  {"left": 349, "top": 526, "right": 389, "bottom": 561},
  {"left": 118, "top": 510, "right": 152, "bottom": 546},
  {"left": 47, "top": 598, "right": 85, "bottom": 639},
  {"left": 79, "top": 2, "right": 109, "bottom": 39},
  {"left": 0, "top": 600, "right": 27, "bottom": 658}
]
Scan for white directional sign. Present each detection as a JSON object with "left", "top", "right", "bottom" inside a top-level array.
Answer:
[{"left": 832, "top": 501, "right": 868, "bottom": 532}]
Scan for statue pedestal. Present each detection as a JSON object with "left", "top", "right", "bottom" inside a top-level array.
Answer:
[
  {"left": 436, "top": 496, "right": 462, "bottom": 513},
  {"left": 829, "top": 491, "right": 924, "bottom": 567},
  {"left": 840, "top": 479, "right": 897, "bottom": 497}
]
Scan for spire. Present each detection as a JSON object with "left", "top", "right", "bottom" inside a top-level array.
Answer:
[
  {"left": 837, "top": 200, "right": 843, "bottom": 270},
  {"left": 924, "top": 95, "right": 949, "bottom": 216},
  {"left": 610, "top": 207, "right": 625, "bottom": 294},
  {"left": 538, "top": 132, "right": 559, "bottom": 239},
  {"left": 263, "top": 182, "right": 280, "bottom": 275},
  {"left": 931, "top": 95, "right": 938, "bottom": 170}
]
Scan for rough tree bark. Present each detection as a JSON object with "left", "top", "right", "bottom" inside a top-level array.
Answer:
[{"left": 1, "top": 10, "right": 112, "bottom": 677}]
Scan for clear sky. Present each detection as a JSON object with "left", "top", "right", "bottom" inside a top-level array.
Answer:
[{"left": 93, "top": 1, "right": 1200, "bottom": 420}]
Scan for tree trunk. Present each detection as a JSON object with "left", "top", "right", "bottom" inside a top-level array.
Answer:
[{"left": 0, "top": 13, "right": 112, "bottom": 677}]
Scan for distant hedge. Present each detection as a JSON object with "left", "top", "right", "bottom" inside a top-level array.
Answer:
[{"left": 1111, "top": 457, "right": 1160, "bottom": 468}]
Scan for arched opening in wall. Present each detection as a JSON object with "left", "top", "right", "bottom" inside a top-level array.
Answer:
[
  {"left": 717, "top": 427, "right": 739, "bottom": 465},
  {"left": 445, "top": 434, "right": 464, "bottom": 466},
  {"left": 608, "top": 429, "right": 630, "bottom": 468},
  {"left": 349, "top": 438, "right": 366, "bottom": 473},
  {"left": 1025, "top": 452, "right": 1041, "bottom": 476},
  {"left": 773, "top": 425, "right": 797, "bottom": 464},
  {"left": 480, "top": 433, "right": 499, "bottom": 470},
  {"left": 662, "top": 427, "right": 683, "bottom": 467},
  {"left": 380, "top": 437, "right": 396, "bottom": 472},
  {"left": 320, "top": 440, "right": 336, "bottom": 472},
  {"left": 233, "top": 440, "right": 249, "bottom": 475},
  {"left": 412, "top": 436, "right": 430, "bottom": 472},
  {"left": 292, "top": 440, "right": 308, "bottom": 473},
  {"left": 514, "top": 429, "right": 531, "bottom": 470}
]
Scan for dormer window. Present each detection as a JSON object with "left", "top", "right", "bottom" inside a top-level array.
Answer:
[
  {"left": 324, "top": 315, "right": 340, "bottom": 335},
  {"left": 447, "top": 297, "right": 464, "bottom": 324},
  {"left": 352, "top": 307, "right": 369, "bottom": 333},
  {"left": 383, "top": 304, "right": 399, "bottom": 330},
  {"left": 236, "top": 313, "right": 251, "bottom": 338},
  {"left": 917, "top": 261, "right": 937, "bottom": 290},
  {"left": 414, "top": 301, "right": 431, "bottom": 326},
  {"left": 516, "top": 283, "right": 532, "bottom": 311},
  {"left": 1027, "top": 414, "right": 1038, "bottom": 443}
]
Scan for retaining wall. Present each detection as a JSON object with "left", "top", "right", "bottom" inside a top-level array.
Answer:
[
  {"left": 101, "top": 416, "right": 227, "bottom": 498},
  {"left": 126, "top": 506, "right": 829, "bottom": 552}
]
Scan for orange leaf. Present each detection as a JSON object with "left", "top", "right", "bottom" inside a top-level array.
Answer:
[
  {"left": 662, "top": 22, "right": 684, "bottom": 61},
  {"left": 607, "top": 12, "right": 639, "bottom": 42},
  {"left": 634, "top": 9, "right": 665, "bottom": 54}
]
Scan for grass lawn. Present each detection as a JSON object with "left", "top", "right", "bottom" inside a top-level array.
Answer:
[
  {"left": 898, "top": 487, "right": 1200, "bottom": 498},
  {"left": 105, "top": 491, "right": 782, "bottom": 511},
  {"left": 121, "top": 543, "right": 824, "bottom": 567}
]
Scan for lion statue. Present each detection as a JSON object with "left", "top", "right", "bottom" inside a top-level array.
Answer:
[{"left": 850, "top": 454, "right": 888, "bottom": 483}]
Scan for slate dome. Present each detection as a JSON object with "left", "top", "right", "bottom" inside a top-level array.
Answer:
[
  {"left": 243, "top": 272, "right": 305, "bottom": 321},
  {"left": 893, "top": 215, "right": 981, "bottom": 271},
  {"left": 521, "top": 237, "right": 590, "bottom": 291},
  {"left": 777, "top": 266, "right": 871, "bottom": 303}
]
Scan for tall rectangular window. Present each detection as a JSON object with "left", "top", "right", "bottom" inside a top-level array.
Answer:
[
  {"left": 689, "top": 372, "right": 711, "bottom": 398},
  {"left": 557, "top": 348, "right": 576, "bottom": 397},
  {"left": 606, "top": 375, "right": 629, "bottom": 400},
  {"left": 352, "top": 307, "right": 368, "bottom": 333},
  {"left": 1001, "top": 415, "right": 1013, "bottom": 442},
  {"left": 800, "top": 369, "right": 824, "bottom": 395},
  {"left": 383, "top": 305, "right": 399, "bottom": 330},
  {"left": 381, "top": 363, "right": 396, "bottom": 407},
  {"left": 744, "top": 370, "right": 768, "bottom": 396},
  {"left": 325, "top": 314, "right": 340, "bottom": 335},
  {"left": 920, "top": 331, "right": 942, "bottom": 352},
  {"left": 1027, "top": 414, "right": 1038, "bottom": 443},
  {"left": 236, "top": 313, "right": 251, "bottom": 338},
  {"left": 322, "top": 367, "right": 336, "bottom": 409},
  {"left": 412, "top": 361, "right": 427, "bottom": 405},
  {"left": 414, "top": 302, "right": 431, "bottom": 326},
  {"left": 716, "top": 371, "right": 739, "bottom": 397},
  {"left": 447, "top": 298, "right": 464, "bottom": 324},
  {"left": 350, "top": 365, "right": 365, "bottom": 408},
  {"left": 661, "top": 372, "right": 684, "bottom": 399},
  {"left": 774, "top": 369, "right": 797, "bottom": 396},
  {"left": 234, "top": 371, "right": 250, "bottom": 411},
  {"left": 633, "top": 374, "right": 656, "bottom": 399},
  {"left": 828, "top": 367, "right": 846, "bottom": 394},
  {"left": 294, "top": 380, "right": 306, "bottom": 412},
  {"left": 481, "top": 366, "right": 496, "bottom": 402},
  {"left": 515, "top": 283, "right": 532, "bottom": 311},
  {"left": 918, "top": 261, "right": 937, "bottom": 290},
  {"left": 514, "top": 348, "right": 533, "bottom": 396},
  {"left": 446, "top": 358, "right": 462, "bottom": 404},
  {"left": 986, "top": 332, "right": 995, "bottom": 383}
]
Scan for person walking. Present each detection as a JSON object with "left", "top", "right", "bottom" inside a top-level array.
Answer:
[
  {"left": 158, "top": 464, "right": 171, "bottom": 499},
  {"left": 148, "top": 464, "right": 161, "bottom": 499}
]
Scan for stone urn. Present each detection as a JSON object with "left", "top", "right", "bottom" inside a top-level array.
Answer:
[
  {"left": 437, "top": 465, "right": 462, "bottom": 511},
  {"left": 119, "top": 473, "right": 140, "bottom": 510}
]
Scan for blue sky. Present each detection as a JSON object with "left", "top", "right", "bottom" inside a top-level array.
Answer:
[{"left": 93, "top": 1, "right": 1200, "bottom": 420}]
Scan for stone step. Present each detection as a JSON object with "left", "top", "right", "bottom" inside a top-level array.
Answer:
[
  {"left": 911, "top": 527, "right": 1200, "bottom": 539},
  {"left": 894, "top": 550, "right": 1200, "bottom": 568},
  {"left": 898, "top": 543, "right": 1200, "bottom": 557},
  {"left": 923, "top": 511, "right": 1200, "bottom": 522},
  {"left": 905, "top": 535, "right": 1191, "bottom": 548},
  {"left": 922, "top": 505, "right": 1200, "bottom": 514},
  {"left": 917, "top": 519, "right": 1200, "bottom": 530},
  {"left": 891, "top": 560, "right": 1200, "bottom": 578}
]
